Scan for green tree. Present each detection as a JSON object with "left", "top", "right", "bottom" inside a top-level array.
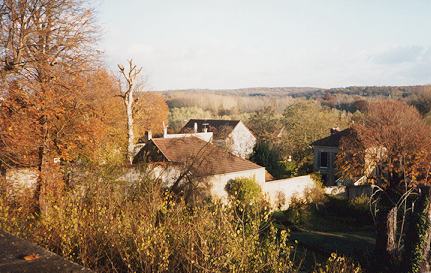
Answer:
[
  {"left": 247, "top": 106, "right": 283, "bottom": 143},
  {"left": 250, "top": 141, "right": 286, "bottom": 179},
  {"left": 281, "top": 100, "right": 351, "bottom": 174},
  {"left": 168, "top": 107, "right": 213, "bottom": 132}
]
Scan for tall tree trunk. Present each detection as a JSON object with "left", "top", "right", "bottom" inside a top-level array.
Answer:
[
  {"left": 374, "top": 192, "right": 398, "bottom": 271},
  {"left": 118, "top": 60, "right": 141, "bottom": 165},
  {"left": 126, "top": 92, "right": 134, "bottom": 165},
  {"left": 33, "top": 115, "right": 48, "bottom": 213},
  {"left": 403, "top": 185, "right": 431, "bottom": 273}
]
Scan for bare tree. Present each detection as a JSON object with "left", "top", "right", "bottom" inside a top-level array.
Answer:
[
  {"left": 0, "top": 0, "right": 96, "bottom": 81},
  {"left": 118, "top": 60, "right": 142, "bottom": 164}
]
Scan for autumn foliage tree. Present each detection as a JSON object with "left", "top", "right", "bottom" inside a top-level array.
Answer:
[
  {"left": 0, "top": 0, "right": 101, "bottom": 210},
  {"left": 336, "top": 100, "right": 431, "bottom": 272},
  {"left": 134, "top": 92, "right": 169, "bottom": 138}
]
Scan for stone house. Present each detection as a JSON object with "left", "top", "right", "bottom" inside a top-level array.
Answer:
[
  {"left": 133, "top": 136, "right": 265, "bottom": 200},
  {"left": 312, "top": 127, "right": 377, "bottom": 187},
  {"left": 180, "top": 119, "right": 256, "bottom": 159},
  {"left": 311, "top": 128, "right": 352, "bottom": 186}
]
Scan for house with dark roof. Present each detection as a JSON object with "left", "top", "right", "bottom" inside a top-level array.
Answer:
[
  {"left": 311, "top": 128, "right": 353, "bottom": 186},
  {"left": 180, "top": 119, "right": 256, "bottom": 159},
  {"left": 133, "top": 136, "right": 265, "bottom": 199}
]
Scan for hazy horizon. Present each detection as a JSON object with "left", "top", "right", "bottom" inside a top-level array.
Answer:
[{"left": 98, "top": 0, "right": 431, "bottom": 90}]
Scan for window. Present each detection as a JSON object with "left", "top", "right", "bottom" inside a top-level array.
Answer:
[{"left": 320, "top": 152, "right": 328, "bottom": 168}]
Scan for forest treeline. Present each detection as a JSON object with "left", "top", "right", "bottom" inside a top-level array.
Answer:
[{"left": 163, "top": 84, "right": 431, "bottom": 116}]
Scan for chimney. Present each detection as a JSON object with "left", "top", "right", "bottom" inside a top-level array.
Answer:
[
  {"left": 194, "top": 122, "right": 198, "bottom": 133},
  {"left": 162, "top": 121, "right": 168, "bottom": 138},
  {"left": 330, "top": 127, "right": 340, "bottom": 135},
  {"left": 202, "top": 123, "right": 209, "bottom": 133},
  {"left": 145, "top": 130, "right": 152, "bottom": 141}
]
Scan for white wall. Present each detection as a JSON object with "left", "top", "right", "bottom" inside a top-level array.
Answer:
[
  {"left": 209, "top": 167, "right": 266, "bottom": 200},
  {"left": 143, "top": 165, "right": 266, "bottom": 202},
  {"left": 5, "top": 168, "right": 38, "bottom": 188},
  {"left": 262, "top": 175, "right": 316, "bottom": 210},
  {"left": 227, "top": 121, "right": 256, "bottom": 159},
  {"left": 163, "top": 132, "right": 213, "bottom": 142}
]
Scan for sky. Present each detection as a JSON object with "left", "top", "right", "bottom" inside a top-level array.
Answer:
[{"left": 97, "top": 0, "right": 431, "bottom": 90}]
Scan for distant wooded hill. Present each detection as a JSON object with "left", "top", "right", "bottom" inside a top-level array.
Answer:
[
  {"left": 159, "top": 85, "right": 431, "bottom": 99},
  {"left": 158, "top": 85, "right": 431, "bottom": 120}
]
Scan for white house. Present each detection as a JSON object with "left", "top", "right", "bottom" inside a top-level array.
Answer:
[
  {"left": 180, "top": 119, "right": 256, "bottom": 159},
  {"left": 133, "top": 136, "right": 265, "bottom": 200}
]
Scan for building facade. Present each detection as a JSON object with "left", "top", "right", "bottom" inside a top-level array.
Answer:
[{"left": 180, "top": 119, "right": 256, "bottom": 159}]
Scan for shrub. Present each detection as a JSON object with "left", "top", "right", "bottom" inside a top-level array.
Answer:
[
  {"left": 349, "top": 195, "right": 370, "bottom": 211},
  {"left": 282, "top": 196, "right": 311, "bottom": 227},
  {"left": 0, "top": 168, "right": 296, "bottom": 273},
  {"left": 225, "top": 177, "right": 263, "bottom": 204},
  {"left": 304, "top": 174, "right": 327, "bottom": 206},
  {"left": 313, "top": 253, "right": 362, "bottom": 273}
]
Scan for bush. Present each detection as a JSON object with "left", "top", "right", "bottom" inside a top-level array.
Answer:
[
  {"left": 304, "top": 174, "right": 327, "bottom": 206},
  {"left": 281, "top": 196, "right": 312, "bottom": 227},
  {"left": 319, "top": 196, "right": 373, "bottom": 226},
  {"left": 313, "top": 253, "right": 362, "bottom": 273},
  {"left": 0, "top": 168, "right": 296, "bottom": 273},
  {"left": 349, "top": 195, "right": 370, "bottom": 212},
  {"left": 225, "top": 177, "right": 263, "bottom": 204}
]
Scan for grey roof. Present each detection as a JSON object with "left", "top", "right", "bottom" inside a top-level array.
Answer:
[
  {"left": 311, "top": 128, "right": 353, "bottom": 147},
  {"left": 180, "top": 119, "right": 241, "bottom": 139}
]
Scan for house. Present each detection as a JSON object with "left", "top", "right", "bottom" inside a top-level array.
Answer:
[
  {"left": 180, "top": 119, "right": 256, "bottom": 159},
  {"left": 312, "top": 127, "right": 375, "bottom": 188},
  {"left": 133, "top": 136, "right": 265, "bottom": 200},
  {"left": 311, "top": 128, "right": 352, "bottom": 186}
]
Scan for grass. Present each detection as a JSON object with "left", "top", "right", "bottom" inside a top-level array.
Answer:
[{"left": 273, "top": 195, "right": 375, "bottom": 271}]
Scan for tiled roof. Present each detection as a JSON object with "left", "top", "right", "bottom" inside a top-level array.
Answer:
[
  {"left": 311, "top": 128, "right": 353, "bottom": 147},
  {"left": 180, "top": 119, "right": 241, "bottom": 139},
  {"left": 141, "top": 137, "right": 262, "bottom": 175}
]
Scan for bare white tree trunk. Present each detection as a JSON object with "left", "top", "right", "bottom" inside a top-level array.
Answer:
[
  {"left": 126, "top": 89, "right": 135, "bottom": 164},
  {"left": 118, "top": 60, "right": 142, "bottom": 164}
]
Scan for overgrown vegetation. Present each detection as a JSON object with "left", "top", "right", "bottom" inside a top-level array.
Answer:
[{"left": 0, "top": 170, "right": 297, "bottom": 273}]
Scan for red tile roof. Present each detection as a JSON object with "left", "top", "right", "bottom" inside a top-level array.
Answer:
[{"left": 142, "top": 137, "right": 262, "bottom": 175}]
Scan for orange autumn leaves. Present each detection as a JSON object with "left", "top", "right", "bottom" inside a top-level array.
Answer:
[{"left": 0, "top": 69, "right": 168, "bottom": 167}]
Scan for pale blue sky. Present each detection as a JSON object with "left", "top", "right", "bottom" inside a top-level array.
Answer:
[{"left": 97, "top": 0, "right": 431, "bottom": 90}]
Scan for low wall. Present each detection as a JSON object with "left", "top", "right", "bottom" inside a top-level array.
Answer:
[
  {"left": 262, "top": 175, "right": 316, "bottom": 210},
  {"left": 5, "top": 168, "right": 38, "bottom": 188},
  {"left": 347, "top": 185, "right": 372, "bottom": 199},
  {"left": 324, "top": 185, "right": 372, "bottom": 200}
]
